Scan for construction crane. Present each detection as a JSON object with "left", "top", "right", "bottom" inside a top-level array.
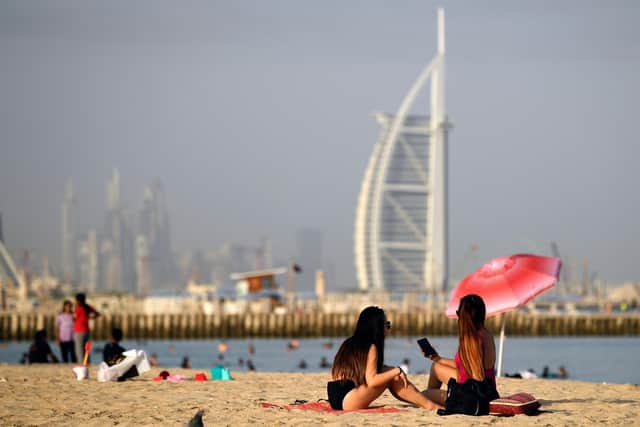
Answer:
[{"left": 453, "top": 244, "right": 479, "bottom": 283}]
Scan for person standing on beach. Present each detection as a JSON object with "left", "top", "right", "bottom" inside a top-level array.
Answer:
[
  {"left": 328, "top": 306, "right": 441, "bottom": 411},
  {"left": 73, "top": 293, "right": 100, "bottom": 363},
  {"left": 56, "top": 300, "right": 76, "bottom": 363},
  {"left": 421, "top": 294, "right": 498, "bottom": 405}
]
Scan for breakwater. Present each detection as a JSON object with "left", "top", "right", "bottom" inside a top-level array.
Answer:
[{"left": 1, "top": 312, "right": 639, "bottom": 341}]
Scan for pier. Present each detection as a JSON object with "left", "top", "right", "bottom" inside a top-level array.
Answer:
[{"left": 1, "top": 312, "right": 639, "bottom": 341}]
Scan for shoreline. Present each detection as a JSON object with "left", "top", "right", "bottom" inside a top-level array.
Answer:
[{"left": 1, "top": 364, "right": 639, "bottom": 426}]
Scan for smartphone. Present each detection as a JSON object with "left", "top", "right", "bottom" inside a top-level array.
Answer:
[{"left": 417, "top": 337, "right": 438, "bottom": 357}]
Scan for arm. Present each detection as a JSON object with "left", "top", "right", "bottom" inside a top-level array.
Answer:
[
  {"left": 89, "top": 305, "right": 100, "bottom": 319},
  {"left": 364, "top": 345, "right": 405, "bottom": 388},
  {"left": 421, "top": 343, "right": 456, "bottom": 369},
  {"left": 430, "top": 355, "right": 456, "bottom": 369}
]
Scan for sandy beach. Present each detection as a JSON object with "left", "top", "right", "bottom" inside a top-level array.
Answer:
[{"left": 1, "top": 364, "right": 639, "bottom": 426}]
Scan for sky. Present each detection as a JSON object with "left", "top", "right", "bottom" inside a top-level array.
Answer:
[{"left": 0, "top": 0, "right": 639, "bottom": 290}]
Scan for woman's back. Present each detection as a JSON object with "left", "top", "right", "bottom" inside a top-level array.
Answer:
[{"left": 455, "top": 328, "right": 496, "bottom": 388}]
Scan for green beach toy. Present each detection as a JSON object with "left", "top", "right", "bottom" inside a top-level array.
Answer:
[{"left": 210, "top": 365, "right": 232, "bottom": 381}]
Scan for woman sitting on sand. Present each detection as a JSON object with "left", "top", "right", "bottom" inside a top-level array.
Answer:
[
  {"left": 422, "top": 294, "right": 498, "bottom": 405},
  {"left": 328, "top": 306, "right": 441, "bottom": 411}
]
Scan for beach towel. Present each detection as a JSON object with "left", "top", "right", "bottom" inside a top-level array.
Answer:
[
  {"left": 489, "top": 393, "right": 540, "bottom": 415},
  {"left": 260, "top": 401, "right": 407, "bottom": 414},
  {"left": 97, "top": 349, "right": 151, "bottom": 382}
]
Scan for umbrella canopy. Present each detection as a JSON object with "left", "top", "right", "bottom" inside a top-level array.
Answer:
[{"left": 446, "top": 254, "right": 562, "bottom": 318}]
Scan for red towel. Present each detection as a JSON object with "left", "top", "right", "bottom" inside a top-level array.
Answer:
[{"left": 260, "top": 401, "right": 406, "bottom": 413}]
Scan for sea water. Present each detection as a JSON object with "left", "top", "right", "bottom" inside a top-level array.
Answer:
[{"left": 1, "top": 336, "right": 638, "bottom": 385}]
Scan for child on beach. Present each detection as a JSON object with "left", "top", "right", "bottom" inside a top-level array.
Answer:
[
  {"left": 103, "top": 328, "right": 126, "bottom": 365},
  {"left": 421, "top": 294, "right": 498, "bottom": 405},
  {"left": 56, "top": 300, "right": 76, "bottom": 363},
  {"left": 28, "top": 330, "right": 59, "bottom": 363},
  {"left": 328, "top": 306, "right": 441, "bottom": 411},
  {"left": 73, "top": 293, "right": 100, "bottom": 363}
]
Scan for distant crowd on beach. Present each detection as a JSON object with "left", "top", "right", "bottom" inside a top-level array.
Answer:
[{"left": 505, "top": 365, "right": 568, "bottom": 379}]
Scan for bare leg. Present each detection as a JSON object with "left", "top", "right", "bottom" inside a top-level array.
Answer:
[
  {"left": 422, "top": 388, "right": 447, "bottom": 406},
  {"left": 342, "top": 375, "right": 442, "bottom": 411},
  {"left": 427, "top": 361, "right": 457, "bottom": 390},
  {"left": 421, "top": 361, "right": 457, "bottom": 406},
  {"left": 342, "top": 383, "right": 388, "bottom": 410},
  {"left": 387, "top": 375, "right": 442, "bottom": 410}
]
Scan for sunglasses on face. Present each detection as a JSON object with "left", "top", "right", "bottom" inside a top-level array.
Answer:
[{"left": 385, "top": 321, "right": 392, "bottom": 329}]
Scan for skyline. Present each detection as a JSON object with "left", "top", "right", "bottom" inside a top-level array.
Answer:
[{"left": 1, "top": 1, "right": 639, "bottom": 287}]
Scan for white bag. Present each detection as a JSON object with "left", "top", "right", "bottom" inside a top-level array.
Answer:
[{"left": 97, "top": 349, "right": 151, "bottom": 382}]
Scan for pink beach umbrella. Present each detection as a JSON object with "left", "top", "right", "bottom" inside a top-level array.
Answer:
[{"left": 446, "top": 254, "right": 562, "bottom": 377}]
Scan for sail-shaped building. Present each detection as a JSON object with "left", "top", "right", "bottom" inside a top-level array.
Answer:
[{"left": 355, "top": 9, "right": 450, "bottom": 294}]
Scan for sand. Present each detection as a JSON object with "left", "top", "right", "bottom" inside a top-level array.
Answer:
[{"left": 1, "top": 364, "right": 639, "bottom": 426}]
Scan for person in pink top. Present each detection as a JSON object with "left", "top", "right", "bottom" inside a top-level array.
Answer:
[
  {"left": 73, "top": 293, "right": 100, "bottom": 363},
  {"left": 421, "top": 294, "right": 497, "bottom": 406},
  {"left": 56, "top": 300, "right": 76, "bottom": 363}
]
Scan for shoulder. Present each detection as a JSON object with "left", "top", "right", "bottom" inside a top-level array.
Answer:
[{"left": 367, "top": 343, "right": 377, "bottom": 357}]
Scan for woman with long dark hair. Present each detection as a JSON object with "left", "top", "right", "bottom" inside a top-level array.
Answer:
[
  {"left": 422, "top": 294, "right": 497, "bottom": 405},
  {"left": 328, "top": 306, "right": 441, "bottom": 410}
]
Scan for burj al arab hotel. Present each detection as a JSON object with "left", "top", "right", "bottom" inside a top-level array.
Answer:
[{"left": 355, "top": 9, "right": 450, "bottom": 294}]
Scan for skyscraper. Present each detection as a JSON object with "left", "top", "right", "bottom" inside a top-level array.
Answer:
[
  {"left": 77, "top": 229, "right": 98, "bottom": 293},
  {"left": 138, "top": 179, "right": 178, "bottom": 291},
  {"left": 354, "top": 9, "right": 449, "bottom": 293},
  {"left": 61, "top": 180, "right": 76, "bottom": 282},
  {"left": 102, "top": 169, "right": 135, "bottom": 293}
]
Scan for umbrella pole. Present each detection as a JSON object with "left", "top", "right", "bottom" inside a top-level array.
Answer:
[{"left": 496, "top": 313, "right": 506, "bottom": 377}]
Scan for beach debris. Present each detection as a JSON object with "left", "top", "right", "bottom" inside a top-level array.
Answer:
[{"left": 187, "top": 409, "right": 204, "bottom": 427}]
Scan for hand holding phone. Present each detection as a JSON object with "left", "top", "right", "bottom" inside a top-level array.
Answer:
[{"left": 417, "top": 337, "right": 438, "bottom": 358}]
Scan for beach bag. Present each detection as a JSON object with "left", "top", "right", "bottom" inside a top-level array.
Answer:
[
  {"left": 437, "top": 378, "right": 499, "bottom": 416},
  {"left": 489, "top": 393, "right": 540, "bottom": 415},
  {"left": 97, "top": 349, "right": 151, "bottom": 382},
  {"left": 210, "top": 365, "right": 232, "bottom": 381}
]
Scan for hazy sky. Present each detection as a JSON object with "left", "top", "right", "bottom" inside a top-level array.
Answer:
[{"left": 1, "top": 1, "right": 639, "bottom": 289}]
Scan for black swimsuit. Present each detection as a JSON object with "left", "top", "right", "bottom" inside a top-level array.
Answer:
[{"left": 327, "top": 379, "right": 356, "bottom": 410}]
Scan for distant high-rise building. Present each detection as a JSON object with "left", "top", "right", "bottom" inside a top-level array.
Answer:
[
  {"left": 138, "top": 179, "right": 178, "bottom": 291},
  {"left": 77, "top": 229, "right": 98, "bottom": 293},
  {"left": 61, "top": 180, "right": 76, "bottom": 282},
  {"left": 107, "top": 169, "right": 121, "bottom": 211},
  {"left": 135, "top": 234, "right": 150, "bottom": 296},
  {"left": 295, "top": 228, "right": 323, "bottom": 293},
  {"left": 102, "top": 169, "right": 135, "bottom": 293}
]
